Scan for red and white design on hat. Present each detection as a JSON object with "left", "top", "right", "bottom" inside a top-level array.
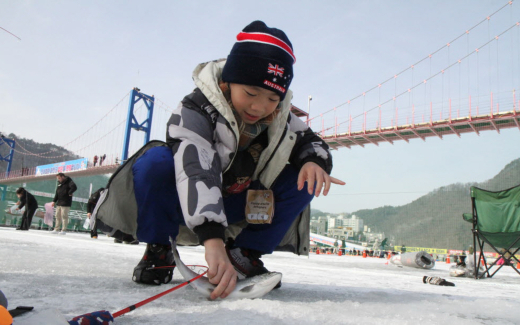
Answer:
[
  {"left": 267, "top": 63, "right": 284, "bottom": 77},
  {"left": 236, "top": 32, "right": 296, "bottom": 64}
]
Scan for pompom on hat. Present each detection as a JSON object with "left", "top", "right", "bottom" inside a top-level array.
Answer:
[{"left": 222, "top": 20, "right": 295, "bottom": 101}]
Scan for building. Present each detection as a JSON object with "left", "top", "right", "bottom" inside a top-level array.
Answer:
[
  {"left": 329, "top": 227, "right": 351, "bottom": 240},
  {"left": 310, "top": 216, "right": 328, "bottom": 235},
  {"left": 342, "top": 215, "right": 363, "bottom": 233},
  {"left": 327, "top": 215, "right": 336, "bottom": 228}
]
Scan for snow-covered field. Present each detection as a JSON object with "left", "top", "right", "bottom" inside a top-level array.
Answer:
[{"left": 2, "top": 227, "right": 520, "bottom": 325}]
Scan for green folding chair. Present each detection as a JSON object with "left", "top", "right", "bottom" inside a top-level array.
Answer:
[{"left": 463, "top": 184, "right": 520, "bottom": 279}]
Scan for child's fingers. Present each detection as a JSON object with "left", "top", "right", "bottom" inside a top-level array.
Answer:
[
  {"left": 211, "top": 277, "right": 226, "bottom": 299},
  {"left": 209, "top": 265, "right": 225, "bottom": 299},
  {"left": 211, "top": 265, "right": 236, "bottom": 299},
  {"left": 323, "top": 174, "right": 332, "bottom": 196},
  {"left": 314, "top": 172, "right": 324, "bottom": 197},
  {"left": 330, "top": 176, "right": 346, "bottom": 185},
  {"left": 220, "top": 272, "right": 238, "bottom": 299},
  {"left": 207, "top": 263, "right": 223, "bottom": 285},
  {"left": 297, "top": 168, "right": 306, "bottom": 191},
  {"left": 306, "top": 173, "right": 315, "bottom": 195}
]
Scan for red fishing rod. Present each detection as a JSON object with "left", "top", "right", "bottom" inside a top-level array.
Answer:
[
  {"left": 112, "top": 265, "right": 208, "bottom": 318},
  {"left": 68, "top": 265, "right": 208, "bottom": 324}
]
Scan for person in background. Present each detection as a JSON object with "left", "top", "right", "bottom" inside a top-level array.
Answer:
[
  {"left": 51, "top": 173, "right": 77, "bottom": 235},
  {"left": 93, "top": 155, "right": 98, "bottom": 167},
  {"left": 15, "top": 187, "right": 38, "bottom": 231},
  {"left": 87, "top": 187, "right": 104, "bottom": 239}
]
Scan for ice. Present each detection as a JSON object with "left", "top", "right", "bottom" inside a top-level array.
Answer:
[{"left": 1, "top": 227, "right": 520, "bottom": 324}]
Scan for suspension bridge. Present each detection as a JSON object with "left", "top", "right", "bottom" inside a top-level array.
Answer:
[{"left": 1, "top": 1, "right": 520, "bottom": 188}]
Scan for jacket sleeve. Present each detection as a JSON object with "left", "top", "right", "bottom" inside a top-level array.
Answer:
[
  {"left": 87, "top": 200, "right": 95, "bottom": 214},
  {"left": 287, "top": 113, "right": 333, "bottom": 174},
  {"left": 68, "top": 180, "right": 77, "bottom": 195},
  {"left": 166, "top": 94, "right": 228, "bottom": 244},
  {"left": 18, "top": 196, "right": 26, "bottom": 210},
  {"left": 53, "top": 188, "right": 58, "bottom": 203}
]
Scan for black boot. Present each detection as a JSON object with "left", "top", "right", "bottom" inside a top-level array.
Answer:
[
  {"left": 132, "top": 243, "right": 175, "bottom": 285},
  {"left": 226, "top": 239, "right": 281, "bottom": 289}
]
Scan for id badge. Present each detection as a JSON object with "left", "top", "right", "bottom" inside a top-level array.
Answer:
[{"left": 245, "top": 189, "right": 274, "bottom": 224}]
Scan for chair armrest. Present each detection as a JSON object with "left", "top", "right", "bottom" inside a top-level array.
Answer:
[{"left": 462, "top": 213, "right": 474, "bottom": 222}]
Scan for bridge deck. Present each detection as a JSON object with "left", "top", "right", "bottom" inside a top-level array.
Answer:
[
  {"left": 322, "top": 110, "right": 519, "bottom": 149},
  {"left": 0, "top": 164, "right": 119, "bottom": 185},
  {"left": 1, "top": 111, "right": 518, "bottom": 184}
]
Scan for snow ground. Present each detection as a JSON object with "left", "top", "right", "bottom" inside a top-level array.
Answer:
[{"left": 1, "top": 227, "right": 520, "bottom": 325}]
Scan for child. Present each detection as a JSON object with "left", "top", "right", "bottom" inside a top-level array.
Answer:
[
  {"left": 15, "top": 187, "right": 38, "bottom": 231},
  {"left": 96, "top": 20, "right": 344, "bottom": 299}
]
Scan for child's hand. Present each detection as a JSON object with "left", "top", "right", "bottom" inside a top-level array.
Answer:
[
  {"left": 298, "top": 162, "right": 345, "bottom": 197},
  {"left": 204, "top": 238, "right": 238, "bottom": 299}
]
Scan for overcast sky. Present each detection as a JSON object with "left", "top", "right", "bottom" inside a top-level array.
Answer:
[{"left": 1, "top": 1, "right": 519, "bottom": 213}]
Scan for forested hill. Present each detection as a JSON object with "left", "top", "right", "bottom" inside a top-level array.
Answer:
[
  {"left": 0, "top": 132, "right": 78, "bottom": 173},
  {"left": 314, "top": 158, "right": 520, "bottom": 250},
  {"left": 355, "top": 158, "right": 520, "bottom": 249}
]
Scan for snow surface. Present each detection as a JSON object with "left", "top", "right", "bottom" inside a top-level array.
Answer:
[{"left": 2, "top": 228, "right": 520, "bottom": 325}]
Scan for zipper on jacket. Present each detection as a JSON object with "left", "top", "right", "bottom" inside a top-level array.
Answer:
[{"left": 256, "top": 125, "right": 288, "bottom": 187}]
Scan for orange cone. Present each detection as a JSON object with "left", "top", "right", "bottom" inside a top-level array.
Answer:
[
  {"left": 516, "top": 261, "right": 520, "bottom": 269},
  {"left": 338, "top": 250, "right": 342, "bottom": 256},
  {"left": 446, "top": 255, "right": 450, "bottom": 263},
  {"left": 316, "top": 249, "right": 320, "bottom": 255}
]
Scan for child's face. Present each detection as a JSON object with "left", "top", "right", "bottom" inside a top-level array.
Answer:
[{"left": 229, "top": 84, "right": 280, "bottom": 124}]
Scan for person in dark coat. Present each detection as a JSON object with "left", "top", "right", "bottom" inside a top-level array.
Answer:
[
  {"left": 87, "top": 187, "right": 104, "bottom": 238},
  {"left": 51, "top": 173, "right": 77, "bottom": 234},
  {"left": 15, "top": 187, "right": 38, "bottom": 231}
]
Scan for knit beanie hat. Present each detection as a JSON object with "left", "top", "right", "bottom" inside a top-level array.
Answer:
[{"left": 222, "top": 20, "right": 295, "bottom": 101}]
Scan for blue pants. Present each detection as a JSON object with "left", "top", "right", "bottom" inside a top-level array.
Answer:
[{"left": 133, "top": 146, "right": 313, "bottom": 254}]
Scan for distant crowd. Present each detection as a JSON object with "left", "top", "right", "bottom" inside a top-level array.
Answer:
[
  {"left": 311, "top": 246, "right": 393, "bottom": 258},
  {"left": 92, "top": 154, "right": 106, "bottom": 166}
]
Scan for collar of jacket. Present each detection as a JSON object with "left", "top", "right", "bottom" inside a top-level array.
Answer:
[{"left": 192, "top": 60, "right": 296, "bottom": 188}]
